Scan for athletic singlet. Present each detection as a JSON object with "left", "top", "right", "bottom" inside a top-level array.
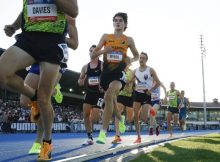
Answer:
[
  {"left": 151, "top": 86, "right": 160, "bottom": 101},
  {"left": 135, "top": 66, "right": 153, "bottom": 93},
  {"left": 86, "top": 60, "right": 102, "bottom": 93},
  {"left": 103, "top": 34, "right": 129, "bottom": 73},
  {"left": 179, "top": 97, "right": 187, "bottom": 111},
  {"left": 119, "top": 69, "right": 133, "bottom": 97},
  {"left": 168, "top": 90, "right": 178, "bottom": 107},
  {"left": 22, "top": 0, "right": 67, "bottom": 34}
]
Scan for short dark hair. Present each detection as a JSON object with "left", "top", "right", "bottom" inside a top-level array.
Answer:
[
  {"left": 140, "top": 52, "right": 148, "bottom": 60},
  {"left": 89, "top": 45, "right": 96, "bottom": 52},
  {"left": 113, "top": 12, "right": 128, "bottom": 31},
  {"left": 90, "top": 45, "right": 96, "bottom": 49}
]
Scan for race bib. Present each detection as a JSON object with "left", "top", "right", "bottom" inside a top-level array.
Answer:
[
  {"left": 27, "top": 0, "right": 57, "bottom": 22},
  {"left": 136, "top": 82, "right": 147, "bottom": 91},
  {"left": 120, "top": 71, "right": 126, "bottom": 83},
  {"left": 88, "top": 77, "right": 99, "bottom": 86},
  {"left": 107, "top": 51, "right": 123, "bottom": 63},
  {"left": 168, "top": 95, "right": 175, "bottom": 100},
  {"left": 151, "top": 92, "right": 159, "bottom": 100},
  {"left": 58, "top": 43, "right": 69, "bottom": 63},
  {"left": 97, "top": 98, "right": 104, "bottom": 108}
]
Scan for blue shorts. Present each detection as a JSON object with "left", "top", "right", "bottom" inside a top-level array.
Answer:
[
  {"left": 29, "top": 63, "right": 40, "bottom": 75},
  {"left": 179, "top": 113, "right": 186, "bottom": 121},
  {"left": 151, "top": 100, "right": 160, "bottom": 106},
  {"left": 29, "top": 63, "right": 67, "bottom": 75}
]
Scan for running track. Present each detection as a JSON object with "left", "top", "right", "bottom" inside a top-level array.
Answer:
[{"left": 0, "top": 130, "right": 218, "bottom": 162}]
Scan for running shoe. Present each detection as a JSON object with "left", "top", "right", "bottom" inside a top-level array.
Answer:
[
  {"left": 149, "top": 127, "right": 153, "bottom": 135},
  {"left": 168, "top": 134, "right": 173, "bottom": 138},
  {"left": 28, "top": 142, "right": 41, "bottom": 154},
  {"left": 134, "top": 138, "right": 141, "bottom": 144},
  {"left": 82, "top": 138, "right": 94, "bottom": 145},
  {"left": 112, "top": 136, "right": 122, "bottom": 144},
  {"left": 37, "top": 142, "right": 52, "bottom": 161},
  {"left": 53, "top": 84, "right": 63, "bottom": 104},
  {"left": 30, "top": 101, "right": 40, "bottom": 123},
  {"left": 156, "top": 125, "right": 160, "bottom": 136},
  {"left": 119, "top": 115, "right": 126, "bottom": 133},
  {"left": 96, "top": 131, "right": 106, "bottom": 144}
]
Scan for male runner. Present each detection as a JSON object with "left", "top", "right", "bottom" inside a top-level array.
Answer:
[
  {"left": 149, "top": 81, "right": 167, "bottom": 136},
  {"left": 178, "top": 90, "right": 190, "bottom": 132},
  {"left": 0, "top": 0, "right": 78, "bottom": 161},
  {"left": 91, "top": 12, "right": 139, "bottom": 144},
  {"left": 18, "top": 17, "right": 78, "bottom": 154},
  {"left": 166, "top": 82, "right": 181, "bottom": 138},
  {"left": 112, "top": 63, "right": 134, "bottom": 144},
  {"left": 78, "top": 45, "right": 104, "bottom": 145},
  {"left": 132, "top": 52, "right": 160, "bottom": 143}
]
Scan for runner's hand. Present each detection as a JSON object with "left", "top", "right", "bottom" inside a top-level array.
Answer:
[
  {"left": 125, "top": 56, "right": 132, "bottom": 65},
  {"left": 103, "top": 46, "right": 113, "bottom": 54},
  {"left": 4, "top": 25, "right": 17, "bottom": 37},
  {"left": 78, "top": 78, "right": 85, "bottom": 86}
]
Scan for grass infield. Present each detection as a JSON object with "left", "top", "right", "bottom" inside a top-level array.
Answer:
[{"left": 131, "top": 134, "right": 220, "bottom": 162}]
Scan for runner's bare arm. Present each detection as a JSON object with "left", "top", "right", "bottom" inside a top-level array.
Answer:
[
  {"left": 54, "top": 0, "right": 78, "bottom": 18},
  {"left": 128, "top": 69, "right": 136, "bottom": 84},
  {"left": 65, "top": 16, "right": 78, "bottom": 50},
  {"left": 91, "top": 34, "right": 112, "bottom": 59},
  {"left": 4, "top": 12, "right": 22, "bottom": 37},
  {"left": 160, "top": 82, "right": 167, "bottom": 99},
  {"left": 78, "top": 65, "right": 87, "bottom": 86},
  {"left": 187, "top": 98, "right": 190, "bottom": 109},
  {"left": 128, "top": 37, "right": 139, "bottom": 63},
  {"left": 149, "top": 68, "right": 161, "bottom": 93}
]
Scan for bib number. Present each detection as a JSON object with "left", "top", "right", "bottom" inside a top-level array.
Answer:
[
  {"left": 120, "top": 71, "right": 126, "bottom": 83},
  {"left": 136, "top": 82, "right": 147, "bottom": 91},
  {"left": 168, "top": 95, "right": 175, "bottom": 100},
  {"left": 27, "top": 1, "right": 57, "bottom": 22},
  {"left": 107, "top": 52, "right": 123, "bottom": 63},
  {"left": 97, "top": 98, "right": 104, "bottom": 108},
  {"left": 88, "top": 77, "right": 99, "bottom": 86},
  {"left": 151, "top": 92, "right": 159, "bottom": 100},
  {"left": 58, "top": 43, "right": 69, "bottom": 64}
]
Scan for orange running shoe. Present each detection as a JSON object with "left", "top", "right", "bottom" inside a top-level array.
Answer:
[
  {"left": 30, "top": 101, "right": 40, "bottom": 123},
  {"left": 37, "top": 142, "right": 52, "bottom": 161},
  {"left": 134, "top": 137, "right": 141, "bottom": 144},
  {"left": 112, "top": 135, "right": 122, "bottom": 144}
]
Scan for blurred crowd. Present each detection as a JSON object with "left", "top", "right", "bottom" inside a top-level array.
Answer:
[{"left": 0, "top": 99, "right": 84, "bottom": 125}]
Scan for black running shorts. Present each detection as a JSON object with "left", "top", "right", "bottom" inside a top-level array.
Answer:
[
  {"left": 84, "top": 91, "right": 104, "bottom": 109},
  {"left": 117, "top": 95, "right": 133, "bottom": 107},
  {"left": 133, "top": 91, "right": 152, "bottom": 105},
  {"left": 100, "top": 71, "right": 126, "bottom": 91},
  {"left": 14, "top": 32, "right": 67, "bottom": 65},
  {"left": 168, "top": 107, "right": 179, "bottom": 114}
]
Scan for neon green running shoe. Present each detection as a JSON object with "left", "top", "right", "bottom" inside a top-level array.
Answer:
[
  {"left": 53, "top": 83, "right": 63, "bottom": 103},
  {"left": 119, "top": 115, "right": 126, "bottom": 133},
  {"left": 96, "top": 131, "right": 106, "bottom": 144},
  {"left": 28, "top": 142, "right": 41, "bottom": 154}
]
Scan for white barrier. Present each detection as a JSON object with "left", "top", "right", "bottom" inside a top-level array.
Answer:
[{"left": 10, "top": 123, "right": 67, "bottom": 131}]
